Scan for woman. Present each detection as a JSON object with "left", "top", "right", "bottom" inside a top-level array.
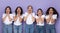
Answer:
[
  {"left": 2, "top": 6, "right": 13, "bottom": 33},
  {"left": 24, "top": 5, "right": 35, "bottom": 33},
  {"left": 45, "top": 7, "right": 59, "bottom": 33},
  {"left": 35, "top": 8, "right": 45, "bottom": 33},
  {"left": 13, "top": 6, "right": 23, "bottom": 33}
]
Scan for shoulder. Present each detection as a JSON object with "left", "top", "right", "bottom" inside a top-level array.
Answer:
[
  {"left": 35, "top": 15, "right": 39, "bottom": 19},
  {"left": 45, "top": 15, "right": 49, "bottom": 19},
  {"left": 10, "top": 14, "right": 14, "bottom": 17},
  {"left": 41, "top": 15, "right": 45, "bottom": 18},
  {"left": 52, "top": 14, "right": 57, "bottom": 19},
  {"left": 2, "top": 13, "right": 6, "bottom": 16},
  {"left": 20, "top": 14, "right": 24, "bottom": 18}
]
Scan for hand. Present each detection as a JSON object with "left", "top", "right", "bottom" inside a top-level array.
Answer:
[
  {"left": 14, "top": 16, "right": 17, "bottom": 22},
  {"left": 19, "top": 17, "right": 22, "bottom": 22}
]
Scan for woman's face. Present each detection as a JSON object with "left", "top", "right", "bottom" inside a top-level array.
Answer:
[
  {"left": 37, "top": 10, "right": 42, "bottom": 16},
  {"left": 28, "top": 6, "right": 32, "bottom": 14},
  {"left": 17, "top": 8, "right": 21, "bottom": 14},
  {"left": 49, "top": 8, "right": 54, "bottom": 15},
  {"left": 6, "top": 8, "right": 10, "bottom": 14}
]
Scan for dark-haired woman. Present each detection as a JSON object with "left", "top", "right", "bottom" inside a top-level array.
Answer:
[
  {"left": 2, "top": 6, "right": 13, "bottom": 33},
  {"left": 13, "top": 6, "right": 23, "bottom": 33},
  {"left": 45, "top": 7, "right": 59, "bottom": 33},
  {"left": 35, "top": 8, "right": 45, "bottom": 33}
]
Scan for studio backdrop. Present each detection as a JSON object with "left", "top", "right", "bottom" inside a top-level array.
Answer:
[{"left": 0, "top": 0, "right": 60, "bottom": 33}]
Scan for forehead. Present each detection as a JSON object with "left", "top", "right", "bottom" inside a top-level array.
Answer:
[
  {"left": 28, "top": 5, "right": 33, "bottom": 9},
  {"left": 28, "top": 6, "right": 32, "bottom": 8},
  {"left": 49, "top": 8, "right": 53, "bottom": 10},
  {"left": 17, "top": 7, "right": 21, "bottom": 9},
  {"left": 38, "top": 10, "right": 42, "bottom": 12},
  {"left": 6, "top": 8, "right": 10, "bottom": 9}
]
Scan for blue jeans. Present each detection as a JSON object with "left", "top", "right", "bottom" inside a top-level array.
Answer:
[
  {"left": 22, "top": 22, "right": 26, "bottom": 33},
  {"left": 36, "top": 25, "right": 45, "bottom": 33},
  {"left": 46, "top": 24, "right": 56, "bottom": 33},
  {"left": 3, "top": 24, "right": 12, "bottom": 33},
  {"left": 25, "top": 24, "right": 34, "bottom": 33},
  {"left": 13, "top": 25, "right": 22, "bottom": 33}
]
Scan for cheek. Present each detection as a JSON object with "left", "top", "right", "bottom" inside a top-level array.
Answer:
[
  {"left": 49, "top": 12, "right": 53, "bottom": 14},
  {"left": 6, "top": 10, "right": 10, "bottom": 12}
]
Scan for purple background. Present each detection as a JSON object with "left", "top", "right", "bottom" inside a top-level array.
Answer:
[{"left": 0, "top": 0, "right": 60, "bottom": 33}]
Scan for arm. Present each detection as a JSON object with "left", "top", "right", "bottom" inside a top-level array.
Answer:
[
  {"left": 19, "top": 17, "right": 23, "bottom": 22},
  {"left": 46, "top": 17, "right": 51, "bottom": 23},
  {"left": 13, "top": 16, "right": 17, "bottom": 22},
  {"left": 32, "top": 16, "right": 35, "bottom": 22},
  {"left": 8, "top": 14, "right": 13, "bottom": 21},
  {"left": 50, "top": 18, "right": 55, "bottom": 23},
  {"left": 24, "top": 15, "right": 28, "bottom": 21},
  {"left": 41, "top": 18, "right": 44, "bottom": 23},
  {"left": 2, "top": 15, "right": 7, "bottom": 22},
  {"left": 36, "top": 18, "right": 39, "bottom": 23}
]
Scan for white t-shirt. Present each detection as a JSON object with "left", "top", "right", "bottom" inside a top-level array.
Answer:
[
  {"left": 14, "top": 15, "right": 23, "bottom": 26},
  {"left": 24, "top": 12, "right": 35, "bottom": 25},
  {"left": 2, "top": 14, "right": 13, "bottom": 25},
  {"left": 35, "top": 15, "right": 45, "bottom": 26},
  {"left": 45, "top": 14, "right": 57, "bottom": 25}
]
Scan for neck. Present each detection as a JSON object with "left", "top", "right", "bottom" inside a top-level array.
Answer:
[
  {"left": 17, "top": 14, "right": 21, "bottom": 17},
  {"left": 38, "top": 14, "right": 42, "bottom": 17},
  {"left": 6, "top": 13, "right": 9, "bottom": 14}
]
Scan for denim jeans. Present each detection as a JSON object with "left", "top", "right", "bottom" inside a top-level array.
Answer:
[
  {"left": 36, "top": 25, "right": 45, "bottom": 33},
  {"left": 22, "top": 22, "right": 26, "bottom": 33},
  {"left": 25, "top": 24, "right": 34, "bottom": 33},
  {"left": 46, "top": 24, "right": 56, "bottom": 33},
  {"left": 3, "top": 24, "right": 12, "bottom": 33},
  {"left": 13, "top": 25, "right": 22, "bottom": 33}
]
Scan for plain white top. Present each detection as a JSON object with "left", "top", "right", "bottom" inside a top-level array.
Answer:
[
  {"left": 45, "top": 14, "right": 57, "bottom": 25},
  {"left": 14, "top": 15, "right": 23, "bottom": 26},
  {"left": 35, "top": 15, "right": 45, "bottom": 26},
  {"left": 2, "top": 14, "right": 13, "bottom": 25},
  {"left": 24, "top": 12, "right": 35, "bottom": 25}
]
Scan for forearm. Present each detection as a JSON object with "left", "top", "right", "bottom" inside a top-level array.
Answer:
[
  {"left": 46, "top": 19, "right": 50, "bottom": 23},
  {"left": 19, "top": 18, "right": 22, "bottom": 22},
  {"left": 24, "top": 17, "right": 27, "bottom": 21},
  {"left": 2, "top": 16, "right": 7, "bottom": 22},
  {"left": 50, "top": 18, "right": 55, "bottom": 23},
  {"left": 32, "top": 17, "right": 35, "bottom": 22}
]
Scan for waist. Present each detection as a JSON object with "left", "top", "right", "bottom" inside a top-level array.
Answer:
[
  {"left": 36, "top": 22, "right": 44, "bottom": 26},
  {"left": 47, "top": 22, "right": 55, "bottom": 25},
  {"left": 14, "top": 22, "right": 22, "bottom": 26},
  {"left": 3, "top": 21, "right": 12, "bottom": 25}
]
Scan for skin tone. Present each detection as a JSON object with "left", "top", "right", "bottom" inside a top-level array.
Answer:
[
  {"left": 36, "top": 10, "right": 44, "bottom": 24},
  {"left": 2, "top": 8, "right": 12, "bottom": 22},
  {"left": 24, "top": 6, "right": 35, "bottom": 22},
  {"left": 46, "top": 8, "right": 55, "bottom": 24},
  {"left": 14, "top": 8, "right": 22, "bottom": 22}
]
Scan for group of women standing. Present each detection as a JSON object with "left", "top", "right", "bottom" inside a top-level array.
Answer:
[{"left": 2, "top": 5, "right": 59, "bottom": 33}]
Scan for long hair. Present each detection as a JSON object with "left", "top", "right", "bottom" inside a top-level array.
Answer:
[
  {"left": 46, "top": 7, "right": 59, "bottom": 18},
  {"left": 15, "top": 6, "right": 23, "bottom": 15},
  {"left": 37, "top": 8, "right": 43, "bottom": 16},
  {"left": 5, "top": 6, "right": 12, "bottom": 14}
]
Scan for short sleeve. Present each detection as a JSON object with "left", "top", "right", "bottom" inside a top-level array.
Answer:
[
  {"left": 45, "top": 15, "right": 49, "bottom": 19},
  {"left": 35, "top": 15, "right": 39, "bottom": 19},
  {"left": 10, "top": 14, "right": 14, "bottom": 19},
  {"left": 12, "top": 13, "right": 15, "bottom": 17},
  {"left": 32, "top": 13, "right": 36, "bottom": 17},
  {"left": 24, "top": 12, "right": 28, "bottom": 17},
  {"left": 21, "top": 15, "right": 24, "bottom": 18},
  {"left": 22, "top": 14, "right": 24, "bottom": 18},
  {"left": 2, "top": 14, "right": 6, "bottom": 18},
  {"left": 52, "top": 14, "right": 57, "bottom": 19},
  {"left": 41, "top": 15, "right": 45, "bottom": 18}
]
